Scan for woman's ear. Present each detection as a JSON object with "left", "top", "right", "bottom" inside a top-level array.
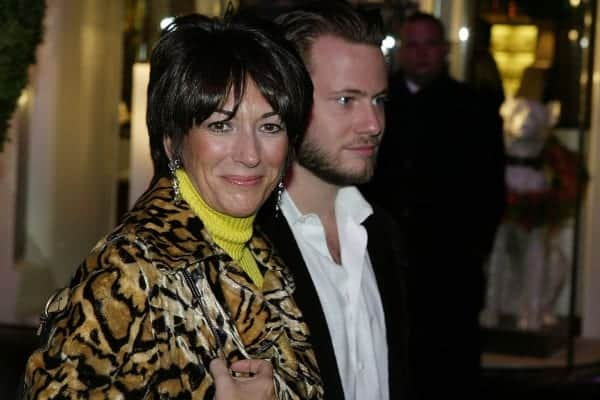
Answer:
[{"left": 163, "top": 136, "right": 174, "bottom": 160}]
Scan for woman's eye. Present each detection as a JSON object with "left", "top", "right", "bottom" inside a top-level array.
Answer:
[
  {"left": 261, "top": 123, "right": 284, "bottom": 134},
  {"left": 207, "top": 121, "right": 231, "bottom": 133}
]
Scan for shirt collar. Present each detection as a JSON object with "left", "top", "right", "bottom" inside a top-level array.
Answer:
[{"left": 281, "top": 186, "right": 373, "bottom": 226}]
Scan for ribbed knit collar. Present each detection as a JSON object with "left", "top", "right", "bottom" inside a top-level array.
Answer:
[{"left": 176, "top": 169, "right": 255, "bottom": 261}]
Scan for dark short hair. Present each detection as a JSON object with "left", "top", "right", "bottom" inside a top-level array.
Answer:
[
  {"left": 275, "top": 0, "right": 384, "bottom": 68},
  {"left": 147, "top": 13, "right": 313, "bottom": 178},
  {"left": 402, "top": 11, "right": 446, "bottom": 41}
]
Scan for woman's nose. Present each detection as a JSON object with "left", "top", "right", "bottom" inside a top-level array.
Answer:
[{"left": 233, "top": 131, "right": 260, "bottom": 167}]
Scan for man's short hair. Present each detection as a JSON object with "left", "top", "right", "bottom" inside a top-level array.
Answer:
[
  {"left": 402, "top": 11, "right": 446, "bottom": 41},
  {"left": 275, "top": 0, "right": 384, "bottom": 67}
]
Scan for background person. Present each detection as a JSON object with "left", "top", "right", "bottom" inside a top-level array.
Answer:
[
  {"left": 23, "top": 12, "right": 323, "bottom": 399},
  {"left": 363, "top": 11, "right": 506, "bottom": 398}
]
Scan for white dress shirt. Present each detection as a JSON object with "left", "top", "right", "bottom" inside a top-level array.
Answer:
[{"left": 280, "top": 187, "right": 389, "bottom": 400}]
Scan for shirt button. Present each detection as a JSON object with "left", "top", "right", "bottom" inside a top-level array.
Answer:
[{"left": 358, "top": 362, "right": 364, "bottom": 371}]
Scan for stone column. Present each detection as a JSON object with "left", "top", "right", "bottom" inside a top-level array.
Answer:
[
  {"left": 14, "top": 0, "right": 123, "bottom": 321},
  {"left": 0, "top": 95, "right": 28, "bottom": 323}
]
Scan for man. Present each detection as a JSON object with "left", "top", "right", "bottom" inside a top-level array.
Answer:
[
  {"left": 259, "top": 1, "right": 411, "bottom": 399},
  {"left": 363, "top": 12, "right": 506, "bottom": 398}
]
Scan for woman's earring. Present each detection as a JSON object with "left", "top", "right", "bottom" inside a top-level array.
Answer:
[
  {"left": 275, "top": 180, "right": 284, "bottom": 216},
  {"left": 168, "top": 157, "right": 182, "bottom": 204}
]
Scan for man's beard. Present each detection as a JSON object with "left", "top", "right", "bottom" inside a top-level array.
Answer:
[{"left": 296, "top": 140, "right": 377, "bottom": 186}]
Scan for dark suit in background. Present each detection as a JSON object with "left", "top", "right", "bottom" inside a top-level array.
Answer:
[
  {"left": 363, "top": 71, "right": 505, "bottom": 398},
  {"left": 361, "top": 12, "right": 506, "bottom": 398}
]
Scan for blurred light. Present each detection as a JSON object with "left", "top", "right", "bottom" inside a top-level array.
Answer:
[
  {"left": 18, "top": 90, "right": 29, "bottom": 107},
  {"left": 580, "top": 36, "right": 589, "bottom": 48},
  {"left": 381, "top": 35, "right": 396, "bottom": 55},
  {"left": 570, "top": 0, "right": 581, "bottom": 7},
  {"left": 458, "top": 27, "right": 469, "bottom": 42},
  {"left": 568, "top": 29, "right": 579, "bottom": 42},
  {"left": 160, "top": 16, "right": 175, "bottom": 30}
]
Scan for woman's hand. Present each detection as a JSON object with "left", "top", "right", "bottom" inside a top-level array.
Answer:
[{"left": 210, "top": 358, "right": 275, "bottom": 400}]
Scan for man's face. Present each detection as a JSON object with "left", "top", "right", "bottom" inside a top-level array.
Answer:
[
  {"left": 297, "top": 35, "right": 387, "bottom": 186},
  {"left": 397, "top": 20, "right": 448, "bottom": 86}
]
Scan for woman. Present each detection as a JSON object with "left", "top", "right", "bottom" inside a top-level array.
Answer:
[{"left": 23, "top": 12, "right": 322, "bottom": 399}]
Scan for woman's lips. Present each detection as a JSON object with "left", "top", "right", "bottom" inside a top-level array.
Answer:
[{"left": 223, "top": 175, "right": 262, "bottom": 186}]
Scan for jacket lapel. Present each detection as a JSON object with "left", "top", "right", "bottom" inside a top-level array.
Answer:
[
  {"left": 364, "top": 210, "right": 411, "bottom": 399},
  {"left": 257, "top": 217, "right": 346, "bottom": 400}
]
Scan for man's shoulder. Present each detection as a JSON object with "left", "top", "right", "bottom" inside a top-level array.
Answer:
[
  {"left": 256, "top": 207, "right": 290, "bottom": 237},
  {"left": 364, "top": 203, "right": 410, "bottom": 282},
  {"left": 365, "top": 204, "right": 406, "bottom": 247},
  {"left": 256, "top": 205, "right": 299, "bottom": 255},
  {"left": 365, "top": 203, "right": 394, "bottom": 226}
]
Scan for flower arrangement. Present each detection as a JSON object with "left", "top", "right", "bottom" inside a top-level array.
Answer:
[{"left": 0, "top": 0, "right": 46, "bottom": 151}]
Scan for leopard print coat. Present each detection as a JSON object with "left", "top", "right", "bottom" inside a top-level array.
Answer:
[{"left": 23, "top": 178, "right": 324, "bottom": 399}]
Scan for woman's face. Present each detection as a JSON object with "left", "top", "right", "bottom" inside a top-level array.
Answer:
[{"left": 169, "top": 78, "right": 288, "bottom": 217}]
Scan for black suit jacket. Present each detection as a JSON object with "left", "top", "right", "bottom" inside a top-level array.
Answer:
[{"left": 258, "top": 204, "right": 411, "bottom": 400}]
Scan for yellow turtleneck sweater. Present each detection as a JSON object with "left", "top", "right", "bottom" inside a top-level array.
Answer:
[{"left": 176, "top": 169, "right": 263, "bottom": 288}]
